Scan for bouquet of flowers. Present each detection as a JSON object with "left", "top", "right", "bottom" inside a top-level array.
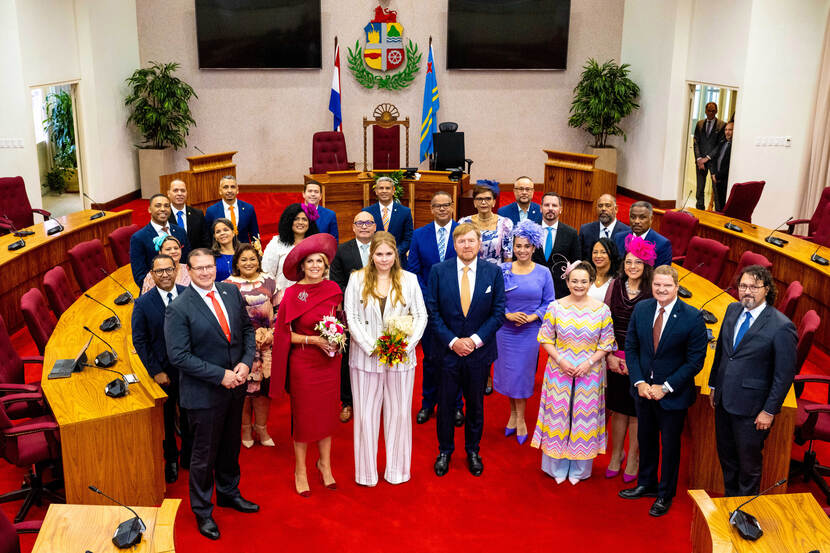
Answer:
[
  {"left": 314, "top": 315, "right": 347, "bottom": 357},
  {"left": 373, "top": 315, "right": 414, "bottom": 367}
]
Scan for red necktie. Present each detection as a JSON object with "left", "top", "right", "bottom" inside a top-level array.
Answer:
[
  {"left": 653, "top": 307, "right": 665, "bottom": 353},
  {"left": 207, "top": 291, "right": 231, "bottom": 342}
]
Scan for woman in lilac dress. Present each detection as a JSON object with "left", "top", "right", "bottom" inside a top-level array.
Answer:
[{"left": 494, "top": 221, "right": 555, "bottom": 444}]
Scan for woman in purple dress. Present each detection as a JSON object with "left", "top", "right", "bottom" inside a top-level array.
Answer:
[{"left": 493, "top": 221, "right": 555, "bottom": 444}]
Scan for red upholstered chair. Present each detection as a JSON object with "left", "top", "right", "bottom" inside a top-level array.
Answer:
[
  {"left": 108, "top": 224, "right": 139, "bottom": 267},
  {"left": 717, "top": 180, "right": 765, "bottom": 223},
  {"left": 727, "top": 250, "right": 772, "bottom": 299},
  {"left": 660, "top": 210, "right": 699, "bottom": 263},
  {"left": 0, "top": 316, "right": 43, "bottom": 420},
  {"left": 42, "top": 266, "right": 77, "bottom": 320},
  {"left": 786, "top": 186, "right": 830, "bottom": 238},
  {"left": 777, "top": 280, "right": 803, "bottom": 321},
  {"left": 20, "top": 290, "right": 56, "bottom": 357},
  {"left": 0, "top": 510, "right": 41, "bottom": 552},
  {"left": 0, "top": 394, "right": 63, "bottom": 523},
  {"left": 309, "top": 131, "right": 352, "bottom": 173},
  {"left": 681, "top": 236, "right": 730, "bottom": 284},
  {"left": 804, "top": 203, "right": 830, "bottom": 248},
  {"left": 0, "top": 177, "right": 50, "bottom": 235},
  {"left": 67, "top": 239, "right": 108, "bottom": 291},
  {"left": 372, "top": 125, "right": 401, "bottom": 170}
]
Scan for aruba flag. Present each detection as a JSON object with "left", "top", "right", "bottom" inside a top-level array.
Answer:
[
  {"left": 420, "top": 43, "right": 439, "bottom": 162},
  {"left": 329, "top": 43, "right": 343, "bottom": 132}
]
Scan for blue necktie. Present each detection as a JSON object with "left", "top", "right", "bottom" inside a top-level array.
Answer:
[
  {"left": 734, "top": 312, "right": 752, "bottom": 347},
  {"left": 544, "top": 227, "right": 553, "bottom": 260},
  {"left": 176, "top": 210, "right": 185, "bottom": 228},
  {"left": 438, "top": 227, "right": 447, "bottom": 261},
  {"left": 166, "top": 292, "right": 173, "bottom": 309}
]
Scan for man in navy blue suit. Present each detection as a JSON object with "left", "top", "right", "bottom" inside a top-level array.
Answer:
[
  {"left": 205, "top": 176, "right": 260, "bottom": 245},
  {"left": 408, "top": 191, "right": 464, "bottom": 427},
  {"left": 578, "top": 194, "right": 631, "bottom": 261},
  {"left": 303, "top": 180, "right": 339, "bottom": 242},
  {"left": 132, "top": 253, "right": 190, "bottom": 484},
  {"left": 130, "top": 193, "right": 190, "bottom": 287},
  {"left": 614, "top": 201, "right": 673, "bottom": 268},
  {"left": 497, "top": 176, "right": 542, "bottom": 225},
  {"left": 620, "top": 265, "right": 707, "bottom": 517},
  {"left": 426, "top": 222, "right": 506, "bottom": 477},
  {"left": 363, "top": 176, "right": 413, "bottom": 263}
]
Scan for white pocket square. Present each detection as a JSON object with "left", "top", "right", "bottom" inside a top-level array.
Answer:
[{"left": 485, "top": 285, "right": 492, "bottom": 294}]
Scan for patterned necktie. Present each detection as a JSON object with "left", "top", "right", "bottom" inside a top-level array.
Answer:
[
  {"left": 460, "top": 266, "right": 471, "bottom": 316},
  {"left": 603, "top": 227, "right": 610, "bottom": 238},
  {"left": 229, "top": 204, "right": 238, "bottom": 235},
  {"left": 653, "top": 306, "right": 665, "bottom": 353},
  {"left": 734, "top": 312, "right": 752, "bottom": 347},
  {"left": 176, "top": 210, "right": 185, "bottom": 228},
  {"left": 382, "top": 206, "right": 390, "bottom": 231},
  {"left": 359, "top": 243, "right": 369, "bottom": 267},
  {"left": 166, "top": 292, "right": 173, "bottom": 308},
  {"left": 207, "top": 291, "right": 231, "bottom": 342},
  {"left": 544, "top": 227, "right": 553, "bottom": 260},
  {"left": 438, "top": 227, "right": 447, "bottom": 261},
  {"left": 160, "top": 225, "right": 169, "bottom": 234}
]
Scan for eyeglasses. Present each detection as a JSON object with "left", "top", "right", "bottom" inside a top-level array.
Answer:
[
  {"left": 474, "top": 197, "right": 494, "bottom": 203},
  {"left": 353, "top": 221, "right": 375, "bottom": 228},
  {"left": 431, "top": 202, "right": 452, "bottom": 209},
  {"left": 738, "top": 283, "right": 766, "bottom": 292},
  {"left": 191, "top": 265, "right": 216, "bottom": 273},
  {"left": 152, "top": 267, "right": 176, "bottom": 276}
]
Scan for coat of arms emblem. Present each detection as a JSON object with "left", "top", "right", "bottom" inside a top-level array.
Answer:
[{"left": 348, "top": 6, "right": 421, "bottom": 90}]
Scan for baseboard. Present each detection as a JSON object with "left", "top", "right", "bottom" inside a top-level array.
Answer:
[
  {"left": 239, "top": 184, "right": 305, "bottom": 193},
  {"left": 616, "top": 186, "right": 676, "bottom": 210},
  {"left": 92, "top": 189, "right": 141, "bottom": 211}
]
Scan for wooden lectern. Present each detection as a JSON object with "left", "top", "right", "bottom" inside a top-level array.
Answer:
[
  {"left": 542, "top": 150, "right": 616, "bottom": 228},
  {"left": 159, "top": 151, "right": 237, "bottom": 211}
]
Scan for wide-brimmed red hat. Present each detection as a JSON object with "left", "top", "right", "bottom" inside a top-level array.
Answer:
[{"left": 282, "top": 233, "right": 338, "bottom": 281}]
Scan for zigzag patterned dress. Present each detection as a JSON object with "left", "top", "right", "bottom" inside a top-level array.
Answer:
[{"left": 531, "top": 300, "right": 616, "bottom": 461}]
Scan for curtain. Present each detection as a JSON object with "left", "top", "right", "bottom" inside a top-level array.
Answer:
[{"left": 800, "top": 9, "right": 830, "bottom": 220}]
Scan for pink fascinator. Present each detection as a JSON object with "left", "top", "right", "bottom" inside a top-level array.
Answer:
[
  {"left": 300, "top": 202, "right": 320, "bottom": 222},
  {"left": 624, "top": 234, "right": 657, "bottom": 266},
  {"left": 562, "top": 260, "right": 582, "bottom": 280}
]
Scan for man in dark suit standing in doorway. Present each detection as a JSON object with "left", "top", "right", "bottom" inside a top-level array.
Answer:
[
  {"left": 710, "top": 121, "right": 734, "bottom": 212},
  {"left": 531, "top": 192, "right": 579, "bottom": 300},
  {"left": 693, "top": 101, "right": 726, "bottom": 209}
]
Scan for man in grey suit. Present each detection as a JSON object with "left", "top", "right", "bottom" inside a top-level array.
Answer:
[
  {"left": 708, "top": 265, "right": 797, "bottom": 496},
  {"left": 693, "top": 102, "right": 726, "bottom": 209}
]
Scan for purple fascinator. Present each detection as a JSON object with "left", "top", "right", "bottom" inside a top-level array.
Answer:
[
  {"left": 562, "top": 260, "right": 582, "bottom": 280},
  {"left": 624, "top": 234, "right": 657, "bottom": 266},
  {"left": 301, "top": 202, "right": 320, "bottom": 222},
  {"left": 511, "top": 220, "right": 544, "bottom": 248},
  {"left": 476, "top": 179, "right": 500, "bottom": 196}
]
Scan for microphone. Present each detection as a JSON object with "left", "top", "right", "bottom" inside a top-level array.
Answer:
[
  {"left": 88, "top": 485, "right": 146, "bottom": 548},
  {"left": 698, "top": 286, "right": 734, "bottom": 325},
  {"left": 723, "top": 219, "right": 744, "bottom": 233},
  {"left": 763, "top": 217, "right": 793, "bottom": 248},
  {"left": 194, "top": 145, "right": 206, "bottom": 155},
  {"left": 84, "top": 293, "right": 121, "bottom": 331},
  {"left": 728, "top": 479, "right": 787, "bottom": 541},
  {"left": 675, "top": 191, "right": 693, "bottom": 213},
  {"left": 3, "top": 213, "right": 33, "bottom": 237},
  {"left": 99, "top": 268, "right": 133, "bottom": 305},
  {"left": 3, "top": 217, "right": 26, "bottom": 251},
  {"left": 45, "top": 217, "right": 64, "bottom": 236},
  {"left": 82, "top": 192, "right": 107, "bottom": 220},
  {"left": 810, "top": 243, "right": 829, "bottom": 266},
  {"left": 677, "top": 262, "right": 705, "bottom": 298},
  {"left": 82, "top": 325, "right": 119, "bottom": 368}
]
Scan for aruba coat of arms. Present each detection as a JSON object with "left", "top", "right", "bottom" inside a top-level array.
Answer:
[{"left": 348, "top": 6, "right": 421, "bottom": 90}]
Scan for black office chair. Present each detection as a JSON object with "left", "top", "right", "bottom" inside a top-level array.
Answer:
[{"left": 430, "top": 122, "right": 473, "bottom": 175}]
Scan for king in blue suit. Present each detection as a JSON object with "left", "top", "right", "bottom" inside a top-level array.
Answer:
[
  {"left": 302, "top": 180, "right": 339, "bottom": 242},
  {"left": 497, "top": 176, "right": 542, "bottom": 225},
  {"left": 578, "top": 193, "right": 631, "bottom": 261},
  {"left": 363, "top": 177, "right": 413, "bottom": 263},
  {"left": 204, "top": 176, "right": 260, "bottom": 245},
  {"left": 614, "top": 201, "right": 672, "bottom": 268},
  {"left": 426, "top": 223, "right": 506, "bottom": 477},
  {"left": 130, "top": 194, "right": 190, "bottom": 288}
]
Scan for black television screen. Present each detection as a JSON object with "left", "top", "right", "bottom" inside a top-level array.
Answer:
[
  {"left": 195, "top": 0, "right": 322, "bottom": 69},
  {"left": 447, "top": 0, "right": 570, "bottom": 70}
]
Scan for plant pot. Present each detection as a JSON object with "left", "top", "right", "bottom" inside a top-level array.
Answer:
[
  {"left": 65, "top": 168, "right": 79, "bottom": 193},
  {"left": 587, "top": 146, "right": 617, "bottom": 174},
  {"left": 138, "top": 148, "right": 176, "bottom": 199}
]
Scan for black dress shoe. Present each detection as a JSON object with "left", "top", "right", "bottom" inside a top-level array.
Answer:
[
  {"left": 649, "top": 497, "right": 672, "bottom": 517},
  {"left": 618, "top": 485, "right": 659, "bottom": 499},
  {"left": 196, "top": 516, "right": 220, "bottom": 540},
  {"left": 216, "top": 495, "right": 259, "bottom": 513},
  {"left": 467, "top": 452, "right": 483, "bottom": 476},
  {"left": 165, "top": 461, "right": 178, "bottom": 483},
  {"left": 416, "top": 407, "right": 433, "bottom": 424},
  {"left": 454, "top": 409, "right": 465, "bottom": 427},
  {"left": 434, "top": 453, "right": 450, "bottom": 477}
]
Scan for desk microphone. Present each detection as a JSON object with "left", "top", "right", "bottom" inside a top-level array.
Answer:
[
  {"left": 88, "top": 485, "right": 146, "bottom": 548},
  {"left": 810, "top": 243, "right": 829, "bottom": 266},
  {"left": 99, "top": 268, "right": 133, "bottom": 305},
  {"left": 728, "top": 479, "right": 787, "bottom": 541},
  {"left": 2, "top": 212, "right": 34, "bottom": 237},
  {"left": 193, "top": 145, "right": 206, "bottom": 155},
  {"left": 82, "top": 192, "right": 107, "bottom": 220},
  {"left": 675, "top": 191, "right": 693, "bottom": 213},
  {"left": 763, "top": 217, "right": 793, "bottom": 248},
  {"left": 45, "top": 217, "right": 64, "bottom": 236},
  {"left": 677, "top": 262, "right": 705, "bottom": 298},
  {"left": 84, "top": 293, "right": 121, "bottom": 331},
  {"left": 82, "top": 325, "right": 119, "bottom": 368},
  {"left": 723, "top": 219, "right": 744, "bottom": 233},
  {"left": 3, "top": 217, "right": 27, "bottom": 251},
  {"left": 698, "top": 286, "right": 734, "bottom": 325}
]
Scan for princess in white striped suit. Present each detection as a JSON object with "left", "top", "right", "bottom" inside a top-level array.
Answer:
[{"left": 344, "top": 232, "right": 428, "bottom": 486}]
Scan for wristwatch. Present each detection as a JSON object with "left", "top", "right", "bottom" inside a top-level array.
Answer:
[{"left": 661, "top": 383, "right": 670, "bottom": 394}]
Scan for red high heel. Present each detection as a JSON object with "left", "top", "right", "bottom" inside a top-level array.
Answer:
[{"left": 316, "top": 460, "right": 337, "bottom": 490}]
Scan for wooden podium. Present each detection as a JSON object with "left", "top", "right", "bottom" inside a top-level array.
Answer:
[
  {"left": 542, "top": 149, "right": 616, "bottom": 228},
  {"left": 159, "top": 151, "right": 237, "bottom": 211}
]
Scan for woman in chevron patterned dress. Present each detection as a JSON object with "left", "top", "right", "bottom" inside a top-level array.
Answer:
[{"left": 531, "top": 260, "right": 616, "bottom": 485}]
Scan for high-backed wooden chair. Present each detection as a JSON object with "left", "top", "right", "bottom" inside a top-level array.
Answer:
[{"left": 363, "top": 103, "right": 409, "bottom": 171}]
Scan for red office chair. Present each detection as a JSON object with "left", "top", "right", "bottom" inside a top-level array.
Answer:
[
  {"left": 681, "top": 236, "right": 730, "bottom": 284},
  {"left": 804, "top": 203, "right": 830, "bottom": 248},
  {"left": 309, "top": 131, "right": 354, "bottom": 174},
  {"left": 660, "top": 210, "right": 699, "bottom": 263},
  {"left": 0, "top": 509, "right": 41, "bottom": 553},
  {"left": 67, "top": 239, "right": 108, "bottom": 291},
  {"left": 0, "top": 177, "right": 50, "bottom": 236},
  {"left": 777, "top": 280, "right": 803, "bottom": 321},
  {"left": 728, "top": 251, "right": 772, "bottom": 299},
  {"left": 0, "top": 315, "right": 43, "bottom": 420},
  {"left": 372, "top": 126, "right": 400, "bottom": 170},
  {"left": 0, "top": 394, "right": 63, "bottom": 523},
  {"left": 108, "top": 224, "right": 139, "bottom": 268},
  {"left": 42, "top": 266, "right": 78, "bottom": 319},
  {"left": 786, "top": 186, "right": 830, "bottom": 238},
  {"left": 717, "top": 180, "right": 765, "bottom": 223},
  {"left": 20, "top": 290, "right": 56, "bottom": 357}
]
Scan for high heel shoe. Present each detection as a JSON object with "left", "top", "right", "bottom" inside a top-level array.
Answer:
[
  {"left": 241, "top": 424, "right": 254, "bottom": 449},
  {"left": 605, "top": 452, "right": 625, "bottom": 479},
  {"left": 504, "top": 426, "right": 517, "bottom": 437},
  {"left": 294, "top": 474, "right": 311, "bottom": 498},
  {"left": 254, "top": 424, "right": 275, "bottom": 447},
  {"left": 623, "top": 471, "right": 638, "bottom": 484},
  {"left": 316, "top": 460, "right": 337, "bottom": 490},
  {"left": 516, "top": 432, "right": 528, "bottom": 445}
]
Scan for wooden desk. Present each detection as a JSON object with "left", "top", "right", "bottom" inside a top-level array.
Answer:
[
  {"left": 676, "top": 266, "right": 796, "bottom": 495},
  {"left": 543, "top": 149, "right": 616, "bottom": 228},
  {"left": 159, "top": 151, "right": 237, "bottom": 212},
  {"left": 305, "top": 171, "right": 469, "bottom": 242},
  {"left": 0, "top": 210, "right": 132, "bottom": 332},
  {"left": 32, "top": 498, "right": 180, "bottom": 553},
  {"left": 689, "top": 490, "right": 830, "bottom": 553},
  {"left": 41, "top": 265, "right": 167, "bottom": 506},
  {"left": 654, "top": 207, "right": 830, "bottom": 351}
]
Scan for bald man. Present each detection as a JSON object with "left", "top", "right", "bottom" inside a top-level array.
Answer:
[
  {"left": 168, "top": 179, "right": 211, "bottom": 249},
  {"left": 577, "top": 194, "right": 630, "bottom": 261}
]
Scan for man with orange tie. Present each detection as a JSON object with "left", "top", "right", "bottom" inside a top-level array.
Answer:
[
  {"left": 205, "top": 175, "right": 260, "bottom": 245},
  {"left": 362, "top": 176, "right": 413, "bottom": 264}
]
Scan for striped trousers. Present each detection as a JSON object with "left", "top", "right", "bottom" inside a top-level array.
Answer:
[{"left": 351, "top": 367, "right": 415, "bottom": 486}]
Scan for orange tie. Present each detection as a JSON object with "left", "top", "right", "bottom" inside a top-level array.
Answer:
[
  {"left": 207, "top": 291, "right": 231, "bottom": 342},
  {"left": 229, "top": 204, "right": 238, "bottom": 235}
]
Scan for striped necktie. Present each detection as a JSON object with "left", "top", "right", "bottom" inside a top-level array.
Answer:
[
  {"left": 382, "top": 206, "right": 390, "bottom": 231},
  {"left": 437, "top": 227, "right": 447, "bottom": 261}
]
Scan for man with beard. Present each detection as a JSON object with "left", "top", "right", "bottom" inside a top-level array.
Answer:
[
  {"left": 577, "top": 194, "right": 631, "bottom": 261},
  {"left": 498, "top": 176, "right": 542, "bottom": 225}
]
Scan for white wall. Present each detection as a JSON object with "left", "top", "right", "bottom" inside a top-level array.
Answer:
[
  {"left": 15, "top": 0, "right": 80, "bottom": 86},
  {"left": 685, "top": 0, "right": 751, "bottom": 88}
]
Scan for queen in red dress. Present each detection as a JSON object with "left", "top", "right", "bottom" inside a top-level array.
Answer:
[{"left": 274, "top": 233, "right": 342, "bottom": 497}]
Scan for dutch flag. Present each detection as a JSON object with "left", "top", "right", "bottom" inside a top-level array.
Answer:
[{"left": 329, "top": 43, "right": 343, "bottom": 132}]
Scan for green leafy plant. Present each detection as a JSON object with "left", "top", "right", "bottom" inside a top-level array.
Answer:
[
  {"left": 124, "top": 61, "right": 197, "bottom": 149},
  {"left": 44, "top": 166, "right": 70, "bottom": 194},
  {"left": 371, "top": 170, "right": 405, "bottom": 202},
  {"left": 568, "top": 58, "right": 640, "bottom": 148},
  {"left": 43, "top": 90, "right": 77, "bottom": 168}
]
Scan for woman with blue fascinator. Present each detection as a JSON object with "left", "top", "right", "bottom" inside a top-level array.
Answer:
[
  {"left": 460, "top": 180, "right": 514, "bottom": 264},
  {"left": 493, "top": 221, "right": 555, "bottom": 444},
  {"left": 140, "top": 234, "right": 191, "bottom": 294}
]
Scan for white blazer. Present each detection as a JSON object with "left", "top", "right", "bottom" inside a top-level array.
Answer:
[{"left": 344, "top": 269, "right": 427, "bottom": 373}]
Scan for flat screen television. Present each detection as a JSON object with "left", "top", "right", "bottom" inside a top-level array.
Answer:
[
  {"left": 447, "top": 0, "right": 570, "bottom": 70},
  {"left": 195, "top": 0, "right": 322, "bottom": 69}
]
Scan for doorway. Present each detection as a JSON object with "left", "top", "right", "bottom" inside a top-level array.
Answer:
[{"left": 682, "top": 83, "right": 738, "bottom": 210}]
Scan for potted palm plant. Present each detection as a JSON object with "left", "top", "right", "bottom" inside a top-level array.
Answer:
[
  {"left": 43, "top": 90, "right": 78, "bottom": 193},
  {"left": 125, "top": 61, "right": 197, "bottom": 198},
  {"left": 568, "top": 58, "right": 640, "bottom": 173}
]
